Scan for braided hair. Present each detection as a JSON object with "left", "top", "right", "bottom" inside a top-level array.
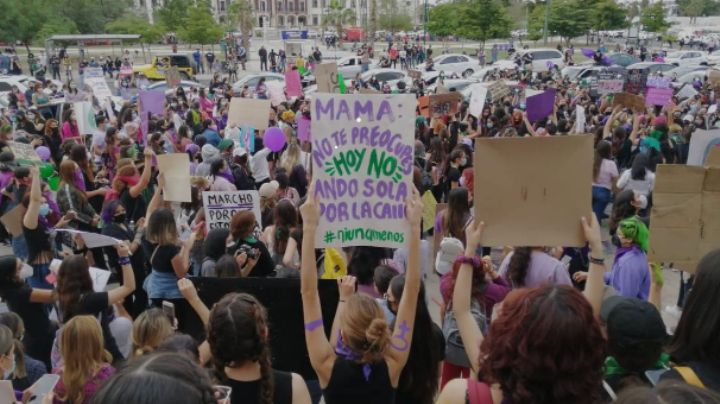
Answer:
[{"left": 208, "top": 293, "right": 275, "bottom": 404}]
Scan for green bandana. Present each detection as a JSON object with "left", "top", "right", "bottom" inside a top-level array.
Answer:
[{"left": 604, "top": 353, "right": 670, "bottom": 377}]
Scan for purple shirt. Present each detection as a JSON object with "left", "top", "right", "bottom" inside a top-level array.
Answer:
[
  {"left": 498, "top": 250, "right": 572, "bottom": 288},
  {"left": 604, "top": 246, "right": 650, "bottom": 300}
]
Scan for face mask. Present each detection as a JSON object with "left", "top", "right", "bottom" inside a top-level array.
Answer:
[
  {"left": 39, "top": 203, "right": 50, "bottom": 217},
  {"left": 132, "top": 112, "right": 138, "bottom": 120},
  {"left": 487, "top": 123, "right": 494, "bottom": 129},
  {"left": 19, "top": 263, "right": 33, "bottom": 280},
  {"left": 26, "top": 113, "right": 35, "bottom": 120},
  {"left": 3, "top": 355, "right": 15, "bottom": 379},
  {"left": 113, "top": 213, "right": 126, "bottom": 223},
  {"left": 460, "top": 158, "right": 467, "bottom": 166}
]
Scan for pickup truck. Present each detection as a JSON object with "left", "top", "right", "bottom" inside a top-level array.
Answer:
[
  {"left": 133, "top": 54, "right": 195, "bottom": 81},
  {"left": 337, "top": 55, "right": 375, "bottom": 77}
]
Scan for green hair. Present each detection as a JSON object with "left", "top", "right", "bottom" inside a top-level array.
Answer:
[{"left": 618, "top": 216, "right": 649, "bottom": 253}]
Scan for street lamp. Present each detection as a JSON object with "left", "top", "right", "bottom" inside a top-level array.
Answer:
[{"left": 543, "top": 0, "right": 550, "bottom": 45}]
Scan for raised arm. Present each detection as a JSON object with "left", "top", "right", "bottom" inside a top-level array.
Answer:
[
  {"left": 107, "top": 243, "right": 136, "bottom": 305},
  {"left": 580, "top": 214, "right": 606, "bottom": 317},
  {"left": 386, "top": 187, "right": 423, "bottom": 384},
  {"left": 129, "top": 148, "right": 153, "bottom": 198},
  {"left": 603, "top": 106, "right": 620, "bottom": 140},
  {"left": 299, "top": 183, "right": 336, "bottom": 386},
  {"left": 522, "top": 112, "right": 538, "bottom": 137},
  {"left": 453, "top": 220, "right": 485, "bottom": 373},
  {"left": 629, "top": 112, "right": 641, "bottom": 146},
  {"left": 146, "top": 173, "right": 165, "bottom": 220},
  {"left": 178, "top": 278, "right": 210, "bottom": 325},
  {"left": 171, "top": 225, "right": 201, "bottom": 278},
  {"left": 22, "top": 166, "right": 42, "bottom": 230}
]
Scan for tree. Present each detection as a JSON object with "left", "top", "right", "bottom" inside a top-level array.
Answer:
[
  {"left": 0, "top": 0, "right": 51, "bottom": 49},
  {"left": 52, "top": 0, "right": 130, "bottom": 33},
  {"left": 592, "top": 0, "right": 628, "bottom": 31},
  {"left": 456, "top": 0, "right": 512, "bottom": 46},
  {"left": 227, "top": 0, "right": 255, "bottom": 48},
  {"left": 427, "top": 3, "right": 460, "bottom": 38},
  {"left": 157, "top": 0, "right": 192, "bottom": 29},
  {"left": 677, "top": 0, "right": 719, "bottom": 21},
  {"left": 323, "top": 0, "right": 356, "bottom": 44},
  {"left": 105, "top": 16, "right": 165, "bottom": 44},
  {"left": 35, "top": 17, "right": 80, "bottom": 43},
  {"left": 378, "top": 0, "right": 413, "bottom": 34},
  {"left": 529, "top": 0, "right": 591, "bottom": 45},
  {"left": 178, "top": 5, "right": 224, "bottom": 47},
  {"left": 640, "top": 3, "right": 671, "bottom": 33}
]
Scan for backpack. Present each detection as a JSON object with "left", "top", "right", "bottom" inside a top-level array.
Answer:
[
  {"left": 415, "top": 159, "right": 433, "bottom": 193},
  {"left": 442, "top": 298, "right": 487, "bottom": 368}
]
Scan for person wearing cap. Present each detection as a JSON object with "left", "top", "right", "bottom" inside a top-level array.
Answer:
[
  {"left": 195, "top": 144, "right": 220, "bottom": 178},
  {"left": 217, "top": 138, "right": 234, "bottom": 166},
  {"left": 251, "top": 137, "right": 272, "bottom": 188},
  {"left": 200, "top": 119, "right": 222, "bottom": 147},
  {"left": 258, "top": 181, "right": 279, "bottom": 230},
  {"left": 230, "top": 146, "right": 255, "bottom": 191},
  {"left": 601, "top": 296, "right": 670, "bottom": 395}
]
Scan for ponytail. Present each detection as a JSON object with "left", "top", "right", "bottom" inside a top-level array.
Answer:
[{"left": 507, "top": 247, "right": 533, "bottom": 287}]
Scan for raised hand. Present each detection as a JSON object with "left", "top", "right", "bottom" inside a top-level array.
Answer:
[{"left": 300, "top": 180, "right": 321, "bottom": 229}]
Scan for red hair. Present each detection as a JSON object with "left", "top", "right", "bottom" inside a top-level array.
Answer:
[
  {"left": 441, "top": 260, "right": 487, "bottom": 306},
  {"left": 461, "top": 168, "right": 474, "bottom": 196},
  {"left": 478, "top": 285, "right": 605, "bottom": 403}
]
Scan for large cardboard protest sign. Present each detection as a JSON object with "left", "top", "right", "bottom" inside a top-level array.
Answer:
[
  {"left": 8, "top": 142, "right": 40, "bottom": 162},
  {"left": 157, "top": 153, "right": 191, "bottom": 202},
  {"left": 314, "top": 63, "right": 341, "bottom": 93},
  {"left": 468, "top": 84, "right": 488, "bottom": 118},
  {"left": 429, "top": 92, "right": 461, "bottom": 116},
  {"left": 202, "top": 190, "right": 262, "bottom": 231},
  {"left": 613, "top": 92, "right": 645, "bottom": 111},
  {"left": 648, "top": 165, "right": 720, "bottom": 272},
  {"left": 488, "top": 81, "right": 511, "bottom": 101},
  {"left": 311, "top": 93, "right": 415, "bottom": 248},
  {"left": 688, "top": 129, "right": 720, "bottom": 166},
  {"left": 526, "top": 88, "right": 555, "bottom": 122},
  {"left": 228, "top": 98, "right": 271, "bottom": 130},
  {"left": 473, "top": 135, "right": 593, "bottom": 247},
  {"left": 645, "top": 87, "right": 673, "bottom": 106},
  {"left": 0, "top": 205, "right": 24, "bottom": 237}
]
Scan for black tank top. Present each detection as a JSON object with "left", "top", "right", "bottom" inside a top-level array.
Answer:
[
  {"left": 226, "top": 369, "right": 292, "bottom": 404},
  {"left": 323, "top": 357, "right": 396, "bottom": 404}
]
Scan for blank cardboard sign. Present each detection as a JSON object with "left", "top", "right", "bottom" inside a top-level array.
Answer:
[
  {"left": 649, "top": 164, "right": 720, "bottom": 273},
  {"left": 228, "top": 98, "right": 271, "bottom": 130},
  {"left": 473, "top": 135, "right": 593, "bottom": 247}
]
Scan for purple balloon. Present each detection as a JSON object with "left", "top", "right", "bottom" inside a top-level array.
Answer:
[
  {"left": 264, "top": 127, "right": 286, "bottom": 152},
  {"left": 581, "top": 48, "right": 596, "bottom": 58},
  {"left": 35, "top": 146, "right": 51, "bottom": 161}
]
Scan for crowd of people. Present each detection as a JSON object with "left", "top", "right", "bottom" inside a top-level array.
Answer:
[{"left": 0, "top": 35, "right": 719, "bottom": 404}]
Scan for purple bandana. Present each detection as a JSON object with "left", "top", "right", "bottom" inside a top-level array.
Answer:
[{"left": 335, "top": 331, "right": 372, "bottom": 381}]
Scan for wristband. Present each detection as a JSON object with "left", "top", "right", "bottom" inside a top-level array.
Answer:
[
  {"left": 454, "top": 255, "right": 480, "bottom": 270},
  {"left": 589, "top": 256, "right": 605, "bottom": 265},
  {"left": 118, "top": 256, "right": 131, "bottom": 266}
]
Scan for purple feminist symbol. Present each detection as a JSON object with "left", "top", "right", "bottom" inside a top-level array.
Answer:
[{"left": 389, "top": 321, "right": 411, "bottom": 352}]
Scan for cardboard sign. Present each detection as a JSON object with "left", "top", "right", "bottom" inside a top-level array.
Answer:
[
  {"left": 297, "top": 117, "right": 311, "bottom": 141},
  {"left": 676, "top": 84, "right": 698, "bottom": 100},
  {"left": 0, "top": 205, "right": 24, "bottom": 237},
  {"left": 166, "top": 66, "right": 181, "bottom": 88},
  {"left": 72, "top": 101, "right": 98, "bottom": 135},
  {"left": 468, "top": 84, "right": 488, "bottom": 118},
  {"left": 202, "top": 190, "right": 262, "bottom": 231},
  {"left": 473, "top": 135, "right": 593, "bottom": 247},
  {"left": 488, "top": 81, "right": 511, "bottom": 101},
  {"left": 526, "top": 88, "right": 555, "bottom": 122},
  {"left": 706, "top": 147, "right": 720, "bottom": 168},
  {"left": 421, "top": 190, "right": 437, "bottom": 232},
  {"left": 314, "top": 63, "right": 341, "bottom": 93},
  {"left": 266, "top": 81, "right": 286, "bottom": 106},
  {"left": 228, "top": 98, "right": 271, "bottom": 130},
  {"left": 429, "top": 93, "right": 461, "bottom": 116},
  {"left": 408, "top": 69, "right": 422, "bottom": 80},
  {"left": 597, "top": 79, "right": 625, "bottom": 95},
  {"left": 8, "top": 141, "right": 40, "bottom": 162},
  {"left": 157, "top": 153, "right": 191, "bottom": 202},
  {"left": 646, "top": 76, "right": 672, "bottom": 89},
  {"left": 688, "top": 129, "right": 720, "bottom": 166},
  {"left": 648, "top": 165, "right": 720, "bottom": 272},
  {"left": 612, "top": 92, "right": 645, "bottom": 111},
  {"left": 311, "top": 94, "right": 415, "bottom": 248},
  {"left": 709, "top": 70, "right": 720, "bottom": 86},
  {"left": 418, "top": 96, "right": 430, "bottom": 118},
  {"left": 625, "top": 69, "right": 649, "bottom": 95},
  {"left": 358, "top": 87, "right": 380, "bottom": 94},
  {"left": 645, "top": 87, "right": 673, "bottom": 106},
  {"left": 285, "top": 70, "right": 303, "bottom": 97}
]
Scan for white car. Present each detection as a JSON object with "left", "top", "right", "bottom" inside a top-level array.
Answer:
[
  {"left": 232, "top": 73, "right": 284, "bottom": 93},
  {"left": 418, "top": 53, "right": 478, "bottom": 78},
  {"left": 147, "top": 80, "right": 206, "bottom": 95},
  {"left": 514, "top": 48, "right": 565, "bottom": 71},
  {"left": 336, "top": 56, "right": 376, "bottom": 77},
  {"left": 707, "top": 50, "right": 720, "bottom": 65},
  {"left": 359, "top": 68, "right": 412, "bottom": 91},
  {"left": 664, "top": 50, "right": 708, "bottom": 66}
]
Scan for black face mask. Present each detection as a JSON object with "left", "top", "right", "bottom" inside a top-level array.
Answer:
[{"left": 113, "top": 213, "right": 126, "bottom": 223}]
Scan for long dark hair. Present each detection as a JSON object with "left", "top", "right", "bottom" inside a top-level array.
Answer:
[
  {"left": 507, "top": 247, "right": 533, "bottom": 287},
  {"left": 208, "top": 293, "right": 274, "bottom": 404},
  {"left": 630, "top": 153, "right": 649, "bottom": 181},
  {"left": 0, "top": 255, "right": 21, "bottom": 297},
  {"left": 57, "top": 255, "right": 94, "bottom": 321},
  {"left": 273, "top": 199, "right": 298, "bottom": 255},
  {"left": 593, "top": 140, "right": 611, "bottom": 180},
  {"left": 348, "top": 247, "right": 389, "bottom": 286},
  {"left": 442, "top": 188, "right": 470, "bottom": 242},
  {"left": 390, "top": 276, "right": 440, "bottom": 404},
  {"left": 610, "top": 189, "right": 637, "bottom": 236},
  {"left": 668, "top": 249, "right": 720, "bottom": 366}
]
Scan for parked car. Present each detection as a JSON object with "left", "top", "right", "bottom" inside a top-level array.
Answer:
[
  {"left": 626, "top": 62, "right": 676, "bottom": 75},
  {"left": 514, "top": 48, "right": 565, "bottom": 71},
  {"left": 428, "top": 78, "right": 476, "bottom": 93},
  {"left": 707, "top": 49, "right": 720, "bottom": 65},
  {"left": 147, "top": 80, "right": 206, "bottom": 95},
  {"left": 133, "top": 54, "right": 195, "bottom": 81},
  {"left": 664, "top": 50, "right": 707, "bottom": 66},
  {"left": 417, "top": 53, "right": 478, "bottom": 78},
  {"left": 336, "top": 55, "right": 376, "bottom": 77},
  {"left": 673, "top": 69, "right": 715, "bottom": 88},
  {"left": 666, "top": 64, "right": 707, "bottom": 80},
  {"left": 231, "top": 73, "right": 285, "bottom": 93},
  {"left": 574, "top": 66, "right": 627, "bottom": 86},
  {"left": 359, "top": 68, "right": 412, "bottom": 90}
]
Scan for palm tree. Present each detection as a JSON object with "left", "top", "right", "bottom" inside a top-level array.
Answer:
[{"left": 324, "top": 0, "right": 356, "bottom": 44}]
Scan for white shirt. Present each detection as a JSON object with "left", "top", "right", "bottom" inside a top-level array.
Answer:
[
  {"left": 251, "top": 147, "right": 272, "bottom": 183},
  {"left": 617, "top": 168, "right": 656, "bottom": 197}
]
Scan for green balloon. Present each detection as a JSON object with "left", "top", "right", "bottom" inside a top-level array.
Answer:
[
  {"left": 40, "top": 163, "right": 54, "bottom": 179},
  {"left": 48, "top": 176, "right": 60, "bottom": 191}
]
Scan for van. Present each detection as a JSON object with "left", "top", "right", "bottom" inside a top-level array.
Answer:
[
  {"left": 133, "top": 54, "right": 195, "bottom": 81},
  {"left": 516, "top": 48, "right": 564, "bottom": 72}
]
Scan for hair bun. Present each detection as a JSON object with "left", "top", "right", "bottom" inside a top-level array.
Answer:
[{"left": 365, "top": 318, "right": 390, "bottom": 348}]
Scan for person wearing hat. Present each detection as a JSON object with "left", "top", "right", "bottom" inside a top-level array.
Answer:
[
  {"left": 217, "top": 138, "right": 234, "bottom": 166},
  {"left": 195, "top": 144, "right": 219, "bottom": 178},
  {"left": 601, "top": 295, "right": 669, "bottom": 395},
  {"left": 258, "top": 180, "right": 279, "bottom": 230},
  {"left": 201, "top": 119, "right": 222, "bottom": 147},
  {"left": 230, "top": 147, "right": 255, "bottom": 191}
]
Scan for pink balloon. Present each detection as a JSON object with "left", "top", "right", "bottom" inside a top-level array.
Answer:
[
  {"left": 264, "top": 127, "right": 286, "bottom": 152},
  {"left": 35, "top": 146, "right": 51, "bottom": 161}
]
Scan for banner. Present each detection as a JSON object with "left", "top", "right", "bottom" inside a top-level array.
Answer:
[
  {"left": 8, "top": 141, "right": 40, "bottom": 162},
  {"left": 138, "top": 90, "right": 166, "bottom": 139},
  {"left": 468, "top": 84, "right": 488, "bottom": 118},
  {"left": 526, "top": 88, "right": 555, "bottom": 122},
  {"left": 202, "top": 190, "right": 262, "bottom": 231},
  {"left": 597, "top": 79, "right": 625, "bottom": 95},
  {"left": 429, "top": 93, "right": 461, "bottom": 116},
  {"left": 311, "top": 94, "right": 415, "bottom": 248},
  {"left": 625, "top": 68, "right": 648, "bottom": 95},
  {"left": 84, "top": 68, "right": 112, "bottom": 99},
  {"left": 645, "top": 87, "right": 673, "bottom": 106},
  {"left": 72, "top": 101, "right": 97, "bottom": 135}
]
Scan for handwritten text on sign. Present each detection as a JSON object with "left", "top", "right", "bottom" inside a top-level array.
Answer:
[
  {"left": 202, "top": 190, "right": 262, "bottom": 232},
  {"left": 311, "top": 94, "right": 415, "bottom": 248}
]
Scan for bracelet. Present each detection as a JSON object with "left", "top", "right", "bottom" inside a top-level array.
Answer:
[
  {"left": 454, "top": 255, "right": 480, "bottom": 270},
  {"left": 118, "top": 256, "right": 131, "bottom": 266},
  {"left": 589, "top": 256, "right": 605, "bottom": 265}
]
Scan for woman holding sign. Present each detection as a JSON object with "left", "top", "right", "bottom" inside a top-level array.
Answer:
[{"left": 299, "top": 183, "right": 423, "bottom": 404}]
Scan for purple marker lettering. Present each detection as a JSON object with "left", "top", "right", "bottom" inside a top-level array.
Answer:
[
  {"left": 304, "top": 319, "right": 324, "bottom": 332},
  {"left": 389, "top": 321, "right": 410, "bottom": 352}
]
